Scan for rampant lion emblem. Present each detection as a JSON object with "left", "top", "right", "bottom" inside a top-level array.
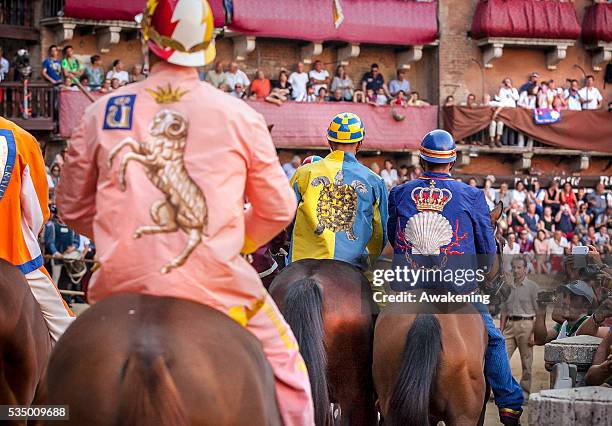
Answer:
[
  {"left": 107, "top": 109, "right": 208, "bottom": 274},
  {"left": 311, "top": 170, "right": 366, "bottom": 241}
]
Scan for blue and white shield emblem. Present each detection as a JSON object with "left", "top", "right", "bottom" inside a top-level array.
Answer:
[{"left": 0, "top": 129, "right": 16, "bottom": 202}]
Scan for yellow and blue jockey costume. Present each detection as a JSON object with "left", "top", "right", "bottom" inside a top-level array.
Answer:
[{"left": 289, "top": 113, "right": 388, "bottom": 269}]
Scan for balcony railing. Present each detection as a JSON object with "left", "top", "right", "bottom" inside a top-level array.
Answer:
[
  {"left": 0, "top": 82, "right": 56, "bottom": 131},
  {"left": 43, "top": 0, "right": 64, "bottom": 18},
  {"left": 0, "top": 0, "right": 34, "bottom": 26}
]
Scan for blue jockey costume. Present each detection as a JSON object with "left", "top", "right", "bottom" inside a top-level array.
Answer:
[
  {"left": 289, "top": 113, "right": 388, "bottom": 269},
  {"left": 387, "top": 130, "right": 523, "bottom": 424}
]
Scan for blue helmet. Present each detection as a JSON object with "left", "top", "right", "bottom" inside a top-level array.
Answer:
[{"left": 419, "top": 130, "right": 456, "bottom": 164}]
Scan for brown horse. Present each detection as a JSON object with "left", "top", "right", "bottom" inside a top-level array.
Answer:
[
  {"left": 373, "top": 203, "right": 506, "bottom": 426},
  {"left": 42, "top": 293, "right": 281, "bottom": 426},
  {"left": 0, "top": 260, "right": 51, "bottom": 413},
  {"left": 269, "top": 259, "right": 377, "bottom": 426}
]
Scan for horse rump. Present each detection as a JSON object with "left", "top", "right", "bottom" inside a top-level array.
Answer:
[
  {"left": 117, "top": 347, "right": 189, "bottom": 426},
  {"left": 387, "top": 314, "right": 442, "bottom": 426}
]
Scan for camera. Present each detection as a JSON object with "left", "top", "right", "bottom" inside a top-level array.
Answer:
[{"left": 537, "top": 290, "right": 556, "bottom": 305}]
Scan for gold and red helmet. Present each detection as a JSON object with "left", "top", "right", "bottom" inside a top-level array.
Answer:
[{"left": 142, "top": 0, "right": 216, "bottom": 67}]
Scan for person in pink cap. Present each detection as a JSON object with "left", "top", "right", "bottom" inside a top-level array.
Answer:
[{"left": 56, "top": 1, "right": 314, "bottom": 424}]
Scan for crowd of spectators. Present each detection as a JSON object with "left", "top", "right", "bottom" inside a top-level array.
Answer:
[
  {"left": 449, "top": 71, "right": 608, "bottom": 147},
  {"left": 41, "top": 45, "right": 146, "bottom": 93},
  {"left": 202, "top": 60, "right": 431, "bottom": 107},
  {"left": 283, "top": 154, "right": 612, "bottom": 273}
]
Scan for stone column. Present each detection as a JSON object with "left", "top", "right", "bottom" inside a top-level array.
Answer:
[
  {"left": 544, "top": 335, "right": 602, "bottom": 387},
  {"left": 528, "top": 387, "right": 612, "bottom": 426}
]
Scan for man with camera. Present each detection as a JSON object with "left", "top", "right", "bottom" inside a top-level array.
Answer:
[{"left": 533, "top": 280, "right": 595, "bottom": 345}]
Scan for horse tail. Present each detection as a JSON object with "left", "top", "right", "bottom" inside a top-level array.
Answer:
[
  {"left": 387, "top": 314, "right": 442, "bottom": 426},
  {"left": 116, "top": 348, "right": 189, "bottom": 426},
  {"left": 283, "top": 278, "right": 329, "bottom": 426}
]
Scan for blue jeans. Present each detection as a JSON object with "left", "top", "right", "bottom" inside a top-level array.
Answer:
[{"left": 476, "top": 304, "right": 524, "bottom": 412}]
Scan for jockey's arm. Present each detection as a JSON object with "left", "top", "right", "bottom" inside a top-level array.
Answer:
[
  {"left": 367, "top": 178, "right": 389, "bottom": 258},
  {"left": 241, "top": 114, "right": 297, "bottom": 254},
  {"left": 472, "top": 190, "right": 497, "bottom": 267},
  {"left": 533, "top": 303, "right": 558, "bottom": 345},
  {"left": 56, "top": 109, "right": 98, "bottom": 238},
  {"left": 19, "top": 130, "right": 50, "bottom": 235},
  {"left": 387, "top": 186, "right": 398, "bottom": 248}
]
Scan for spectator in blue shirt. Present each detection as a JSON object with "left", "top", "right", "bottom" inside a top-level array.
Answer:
[
  {"left": 44, "top": 210, "right": 80, "bottom": 285},
  {"left": 42, "top": 45, "right": 62, "bottom": 85},
  {"left": 361, "top": 63, "right": 389, "bottom": 97},
  {"left": 389, "top": 69, "right": 410, "bottom": 96}
]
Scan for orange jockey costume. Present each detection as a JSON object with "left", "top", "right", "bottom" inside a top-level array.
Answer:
[
  {"left": 56, "top": 1, "right": 314, "bottom": 424},
  {"left": 0, "top": 117, "right": 75, "bottom": 342}
]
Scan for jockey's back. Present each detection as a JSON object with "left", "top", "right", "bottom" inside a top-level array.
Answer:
[
  {"left": 388, "top": 171, "right": 496, "bottom": 293},
  {"left": 289, "top": 150, "right": 388, "bottom": 269},
  {"left": 0, "top": 117, "right": 49, "bottom": 273},
  {"left": 57, "top": 62, "right": 296, "bottom": 307}
]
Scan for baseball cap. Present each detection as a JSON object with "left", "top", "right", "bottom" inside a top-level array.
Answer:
[{"left": 561, "top": 280, "right": 595, "bottom": 304}]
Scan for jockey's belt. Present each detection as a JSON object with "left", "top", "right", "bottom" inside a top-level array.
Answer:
[{"left": 259, "top": 260, "right": 278, "bottom": 278}]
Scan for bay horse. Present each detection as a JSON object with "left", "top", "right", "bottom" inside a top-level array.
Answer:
[
  {"left": 269, "top": 259, "right": 377, "bottom": 426},
  {"left": 0, "top": 260, "right": 51, "bottom": 412},
  {"left": 373, "top": 203, "right": 507, "bottom": 425},
  {"left": 42, "top": 293, "right": 281, "bottom": 426}
]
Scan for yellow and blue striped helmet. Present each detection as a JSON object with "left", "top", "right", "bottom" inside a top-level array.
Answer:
[{"left": 326, "top": 112, "right": 365, "bottom": 144}]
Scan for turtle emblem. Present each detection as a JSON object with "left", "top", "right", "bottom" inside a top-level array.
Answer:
[{"left": 311, "top": 170, "right": 367, "bottom": 240}]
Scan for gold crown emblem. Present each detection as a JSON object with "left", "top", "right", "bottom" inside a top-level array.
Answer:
[
  {"left": 145, "top": 83, "right": 188, "bottom": 104},
  {"left": 411, "top": 184, "right": 452, "bottom": 212}
]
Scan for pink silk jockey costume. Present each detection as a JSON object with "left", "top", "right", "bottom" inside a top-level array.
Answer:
[{"left": 57, "top": 62, "right": 314, "bottom": 426}]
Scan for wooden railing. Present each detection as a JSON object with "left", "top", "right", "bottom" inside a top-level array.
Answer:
[
  {"left": 0, "top": 0, "right": 34, "bottom": 26},
  {"left": 43, "top": 0, "right": 64, "bottom": 18},
  {"left": 0, "top": 82, "right": 56, "bottom": 131}
]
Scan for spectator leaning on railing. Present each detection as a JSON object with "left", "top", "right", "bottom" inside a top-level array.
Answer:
[
  {"left": 309, "top": 60, "right": 330, "bottom": 95},
  {"left": 579, "top": 75, "right": 603, "bottom": 110},
  {"left": 249, "top": 69, "right": 271, "bottom": 100},
  {"left": 389, "top": 69, "right": 410, "bottom": 97},
  {"left": 361, "top": 63, "right": 389, "bottom": 98},
  {"left": 130, "top": 64, "right": 146, "bottom": 83},
  {"left": 563, "top": 79, "right": 582, "bottom": 111},
  {"left": 330, "top": 65, "right": 354, "bottom": 101},
  {"left": 42, "top": 45, "right": 62, "bottom": 85},
  {"left": 86, "top": 55, "right": 105, "bottom": 91},
  {"left": 289, "top": 62, "right": 309, "bottom": 102},
  {"left": 205, "top": 61, "right": 227, "bottom": 89},
  {"left": 61, "top": 45, "right": 83, "bottom": 84},
  {"left": 0, "top": 47, "right": 8, "bottom": 82},
  {"left": 106, "top": 59, "right": 129, "bottom": 86},
  {"left": 224, "top": 61, "right": 250, "bottom": 92}
]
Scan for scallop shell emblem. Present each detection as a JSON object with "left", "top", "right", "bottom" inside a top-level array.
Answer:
[{"left": 405, "top": 211, "right": 453, "bottom": 255}]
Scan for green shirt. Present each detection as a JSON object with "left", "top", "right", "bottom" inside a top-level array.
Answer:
[
  {"left": 553, "top": 315, "right": 589, "bottom": 339},
  {"left": 61, "top": 57, "right": 82, "bottom": 83}
]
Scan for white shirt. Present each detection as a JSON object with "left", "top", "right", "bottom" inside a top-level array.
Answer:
[
  {"left": 380, "top": 169, "right": 398, "bottom": 189},
  {"left": 563, "top": 89, "right": 582, "bottom": 111},
  {"left": 288, "top": 72, "right": 309, "bottom": 101},
  {"left": 503, "top": 243, "right": 521, "bottom": 255},
  {"left": 0, "top": 57, "right": 8, "bottom": 81},
  {"left": 496, "top": 87, "right": 519, "bottom": 107},
  {"left": 106, "top": 69, "right": 129, "bottom": 84},
  {"left": 308, "top": 69, "right": 330, "bottom": 95},
  {"left": 511, "top": 190, "right": 527, "bottom": 209},
  {"left": 549, "top": 237, "right": 569, "bottom": 255},
  {"left": 224, "top": 70, "right": 250, "bottom": 91},
  {"left": 517, "top": 92, "right": 536, "bottom": 109},
  {"left": 578, "top": 87, "right": 602, "bottom": 110}
]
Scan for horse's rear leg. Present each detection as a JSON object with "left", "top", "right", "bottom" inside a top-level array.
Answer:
[{"left": 445, "top": 375, "right": 486, "bottom": 426}]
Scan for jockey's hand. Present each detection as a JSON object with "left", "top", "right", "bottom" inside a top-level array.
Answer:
[
  {"left": 65, "top": 246, "right": 76, "bottom": 254},
  {"left": 53, "top": 252, "right": 63, "bottom": 259}
]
